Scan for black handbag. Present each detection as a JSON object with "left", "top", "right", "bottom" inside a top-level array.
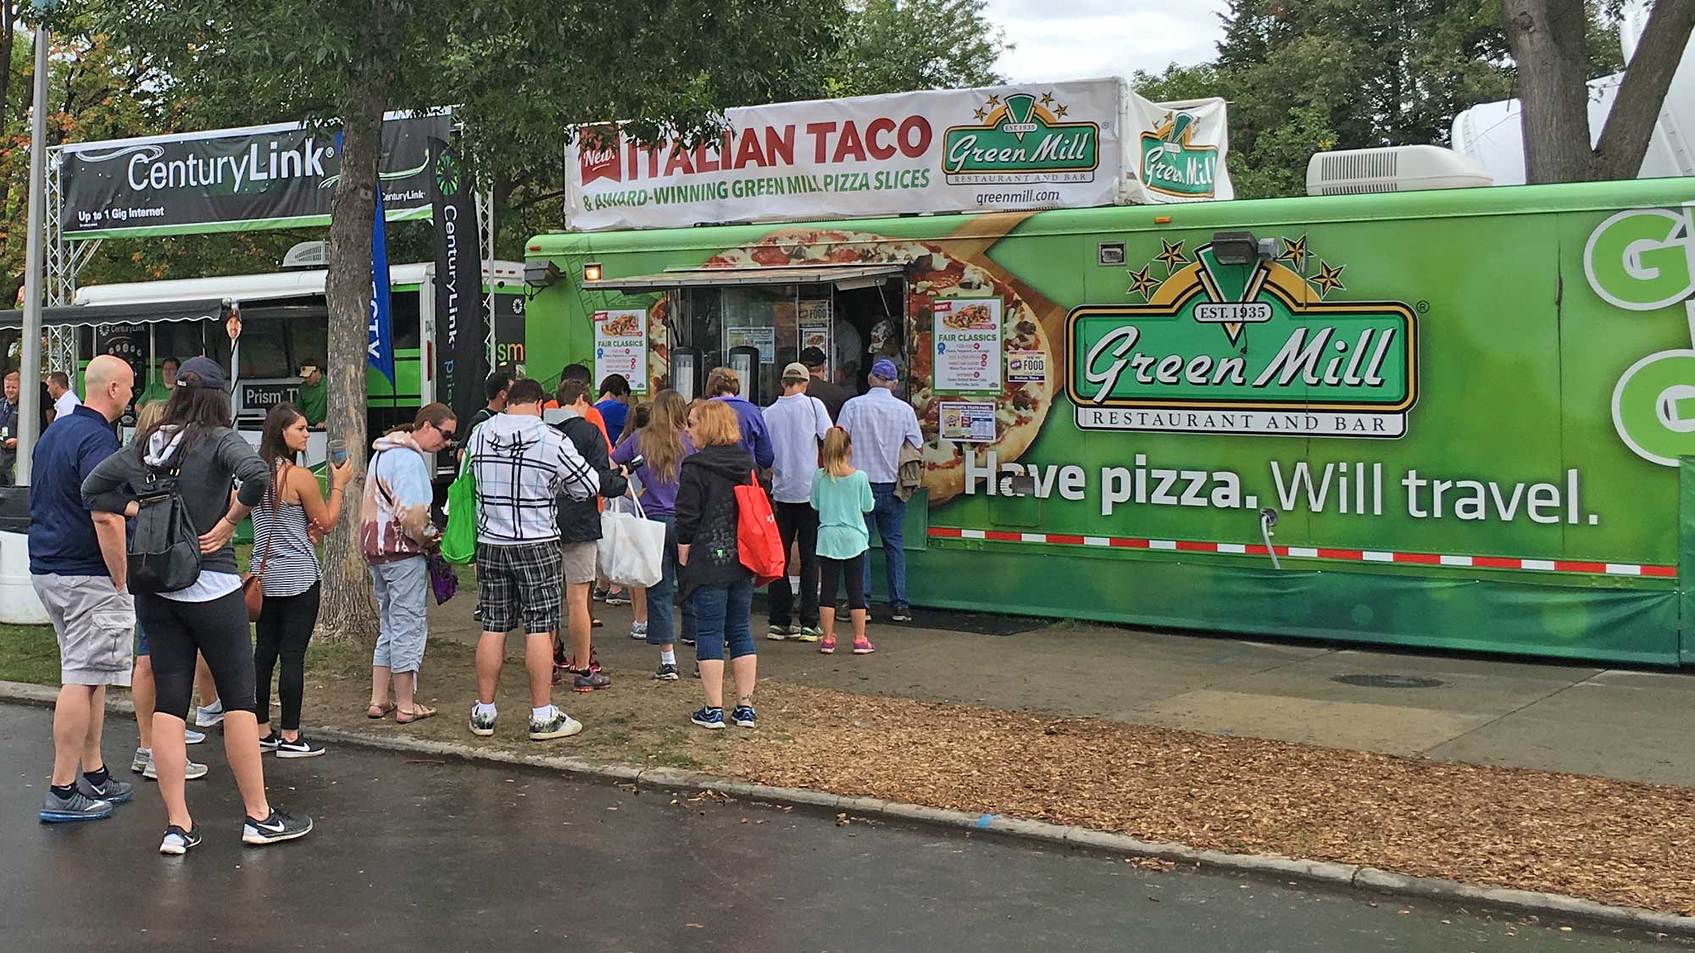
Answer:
[{"left": 127, "top": 460, "right": 203, "bottom": 593}]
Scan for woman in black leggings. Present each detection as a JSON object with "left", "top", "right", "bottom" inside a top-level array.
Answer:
[
  {"left": 252, "top": 403, "right": 352, "bottom": 757},
  {"left": 84, "top": 356, "right": 312, "bottom": 855}
]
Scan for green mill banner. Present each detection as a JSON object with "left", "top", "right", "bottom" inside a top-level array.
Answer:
[{"left": 563, "top": 79, "right": 1233, "bottom": 231}]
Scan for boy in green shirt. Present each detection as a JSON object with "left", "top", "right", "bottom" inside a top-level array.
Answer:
[{"left": 297, "top": 361, "right": 327, "bottom": 428}]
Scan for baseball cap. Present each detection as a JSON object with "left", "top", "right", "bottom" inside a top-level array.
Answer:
[
  {"left": 799, "top": 346, "right": 827, "bottom": 368},
  {"left": 870, "top": 358, "right": 899, "bottom": 381},
  {"left": 781, "top": 362, "right": 810, "bottom": 383},
  {"left": 177, "top": 356, "right": 229, "bottom": 392}
]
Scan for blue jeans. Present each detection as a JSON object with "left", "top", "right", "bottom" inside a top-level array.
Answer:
[
  {"left": 645, "top": 515, "right": 679, "bottom": 646},
  {"left": 862, "top": 482, "right": 907, "bottom": 608},
  {"left": 692, "top": 578, "right": 755, "bottom": 662}
]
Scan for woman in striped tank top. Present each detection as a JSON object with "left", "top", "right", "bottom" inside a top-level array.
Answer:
[{"left": 251, "top": 403, "right": 352, "bottom": 758}]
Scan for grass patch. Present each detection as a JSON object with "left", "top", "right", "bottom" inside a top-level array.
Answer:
[{"left": 0, "top": 624, "right": 61, "bottom": 686}]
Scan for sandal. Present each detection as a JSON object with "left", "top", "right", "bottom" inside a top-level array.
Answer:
[
  {"left": 395, "top": 704, "right": 437, "bottom": 725},
  {"left": 366, "top": 703, "right": 396, "bottom": 719}
]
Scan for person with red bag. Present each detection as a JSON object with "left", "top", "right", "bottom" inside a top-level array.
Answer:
[{"left": 674, "top": 400, "right": 762, "bottom": 729}]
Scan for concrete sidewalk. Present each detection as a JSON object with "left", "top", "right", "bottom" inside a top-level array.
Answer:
[{"left": 427, "top": 594, "right": 1695, "bottom": 788}]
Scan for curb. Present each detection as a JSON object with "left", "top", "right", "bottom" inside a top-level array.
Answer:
[{"left": 3, "top": 678, "right": 1691, "bottom": 937}]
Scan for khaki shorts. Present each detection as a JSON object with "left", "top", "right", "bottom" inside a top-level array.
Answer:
[
  {"left": 33, "top": 574, "right": 135, "bottom": 686},
  {"left": 561, "top": 541, "right": 598, "bottom": 586}
]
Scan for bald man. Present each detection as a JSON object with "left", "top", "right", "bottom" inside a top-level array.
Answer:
[{"left": 31, "top": 355, "right": 137, "bottom": 822}]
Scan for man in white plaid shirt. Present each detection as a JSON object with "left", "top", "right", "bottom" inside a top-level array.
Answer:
[{"left": 464, "top": 378, "right": 603, "bottom": 741}]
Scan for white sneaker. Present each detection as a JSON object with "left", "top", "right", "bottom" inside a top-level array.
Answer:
[
  {"left": 135, "top": 748, "right": 209, "bottom": 781},
  {"left": 629, "top": 621, "right": 648, "bottom": 640},
  {"left": 184, "top": 728, "right": 207, "bottom": 745},
  {"left": 194, "top": 703, "right": 225, "bottom": 728}
]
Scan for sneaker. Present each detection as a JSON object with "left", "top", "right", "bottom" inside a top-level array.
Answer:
[
  {"left": 766, "top": 624, "right": 790, "bottom": 641},
  {"left": 184, "top": 728, "right": 207, "bottom": 745},
  {"left": 573, "top": 670, "right": 612, "bottom": 693},
  {"left": 680, "top": 635, "right": 696, "bottom": 646},
  {"left": 194, "top": 703, "right": 225, "bottom": 728},
  {"left": 852, "top": 637, "right": 878, "bottom": 655},
  {"left": 592, "top": 586, "right": 608, "bottom": 602},
  {"left": 605, "top": 589, "right": 631, "bottom": 606},
  {"left": 630, "top": 621, "right": 648, "bottom": 640},
  {"left": 468, "top": 705, "right": 497, "bottom": 737},
  {"left": 690, "top": 706, "right": 726, "bottom": 730},
  {"left": 242, "top": 808, "right": 313, "bottom": 846},
  {"left": 258, "top": 732, "right": 281, "bottom": 753},
  {"left": 158, "top": 824, "right": 202, "bottom": 856},
  {"left": 274, "top": 736, "right": 326, "bottom": 759},
  {"left": 819, "top": 636, "right": 837, "bottom": 654},
  {"left": 141, "top": 754, "right": 209, "bottom": 781},
  {"left": 40, "top": 788, "right": 113, "bottom": 823},
  {"left": 591, "top": 617, "right": 605, "bottom": 628},
  {"left": 76, "top": 773, "right": 133, "bottom": 804},
  {"left": 653, "top": 663, "right": 680, "bottom": 681},
  {"left": 130, "top": 747, "right": 150, "bottom": 774},
  {"left": 528, "top": 709, "right": 583, "bottom": 741},
  {"left": 890, "top": 607, "right": 913, "bottom": 623},
  {"left": 792, "top": 625, "right": 822, "bottom": 643},
  {"left": 731, "top": 704, "right": 757, "bottom": 728}
]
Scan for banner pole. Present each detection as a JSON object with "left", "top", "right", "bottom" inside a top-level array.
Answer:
[{"left": 17, "top": 23, "right": 50, "bottom": 486}]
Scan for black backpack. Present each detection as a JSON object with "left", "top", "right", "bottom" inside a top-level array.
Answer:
[{"left": 127, "top": 457, "right": 203, "bottom": 593}]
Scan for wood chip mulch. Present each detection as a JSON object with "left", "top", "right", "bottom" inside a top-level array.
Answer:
[{"left": 731, "top": 683, "right": 1695, "bottom": 915}]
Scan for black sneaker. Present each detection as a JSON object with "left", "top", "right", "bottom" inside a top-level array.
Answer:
[
  {"left": 891, "top": 607, "right": 914, "bottom": 623},
  {"left": 690, "top": 706, "right": 725, "bottom": 729},
  {"left": 652, "top": 663, "right": 679, "bottom": 681},
  {"left": 274, "top": 736, "right": 326, "bottom": 759},
  {"left": 159, "top": 824, "right": 202, "bottom": 856},
  {"left": 258, "top": 732, "right": 281, "bottom": 753},
  {"left": 242, "top": 808, "right": 313, "bottom": 846},
  {"left": 731, "top": 704, "right": 757, "bottom": 728}
]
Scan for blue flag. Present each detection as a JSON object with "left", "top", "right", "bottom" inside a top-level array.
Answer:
[{"left": 368, "top": 175, "right": 395, "bottom": 383}]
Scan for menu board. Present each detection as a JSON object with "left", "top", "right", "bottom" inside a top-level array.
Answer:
[
  {"left": 798, "top": 298, "right": 833, "bottom": 362},
  {"left": 932, "top": 297, "right": 1002, "bottom": 394},
  {"left": 939, "top": 401, "right": 996, "bottom": 442},
  {"left": 726, "top": 325, "right": 777, "bottom": 365},
  {"left": 593, "top": 309, "right": 648, "bottom": 393}
]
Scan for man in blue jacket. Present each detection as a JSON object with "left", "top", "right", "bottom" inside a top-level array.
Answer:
[
  {"left": 31, "top": 355, "right": 135, "bottom": 822},
  {"left": 705, "top": 366, "right": 774, "bottom": 469}
]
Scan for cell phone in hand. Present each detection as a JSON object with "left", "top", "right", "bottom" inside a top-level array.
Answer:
[{"left": 625, "top": 454, "right": 645, "bottom": 471}]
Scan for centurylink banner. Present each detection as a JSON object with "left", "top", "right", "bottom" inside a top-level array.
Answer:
[
  {"left": 57, "top": 111, "right": 453, "bottom": 240},
  {"left": 563, "top": 79, "right": 1232, "bottom": 231}
]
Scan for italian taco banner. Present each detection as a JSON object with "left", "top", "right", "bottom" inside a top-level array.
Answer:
[{"left": 564, "top": 80, "right": 1232, "bottom": 230}]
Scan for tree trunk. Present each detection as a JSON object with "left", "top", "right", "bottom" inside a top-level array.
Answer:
[
  {"left": 1593, "top": 0, "right": 1695, "bottom": 180},
  {"left": 316, "top": 60, "right": 389, "bottom": 645},
  {"left": 1503, "top": 0, "right": 1602, "bottom": 183}
]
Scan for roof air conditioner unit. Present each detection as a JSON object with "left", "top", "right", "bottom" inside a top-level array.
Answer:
[
  {"left": 281, "top": 240, "right": 329, "bottom": 270},
  {"left": 1306, "top": 145, "right": 1493, "bottom": 196}
]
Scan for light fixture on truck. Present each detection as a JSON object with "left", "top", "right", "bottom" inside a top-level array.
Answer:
[
  {"left": 582, "top": 261, "right": 603, "bottom": 283},
  {"left": 1210, "top": 231, "right": 1278, "bottom": 266},
  {"left": 524, "top": 260, "right": 561, "bottom": 294}
]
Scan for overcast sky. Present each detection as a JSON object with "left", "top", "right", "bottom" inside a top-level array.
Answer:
[{"left": 984, "top": 0, "right": 1230, "bottom": 84}]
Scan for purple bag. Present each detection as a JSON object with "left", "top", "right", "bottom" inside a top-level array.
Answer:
[{"left": 425, "top": 551, "right": 458, "bottom": 605}]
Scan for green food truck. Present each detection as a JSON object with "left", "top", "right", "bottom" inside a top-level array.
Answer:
[{"left": 523, "top": 81, "right": 1695, "bottom": 665}]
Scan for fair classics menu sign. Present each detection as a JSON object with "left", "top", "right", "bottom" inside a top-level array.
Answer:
[
  {"left": 565, "top": 80, "right": 1231, "bottom": 230},
  {"left": 593, "top": 309, "right": 648, "bottom": 394}
]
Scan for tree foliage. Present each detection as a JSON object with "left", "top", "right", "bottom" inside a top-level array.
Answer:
[
  {"left": 821, "top": 0, "right": 1009, "bottom": 98},
  {"left": 1134, "top": 0, "right": 1632, "bottom": 198}
]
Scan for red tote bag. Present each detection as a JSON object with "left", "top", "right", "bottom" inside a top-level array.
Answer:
[{"left": 735, "top": 470, "right": 786, "bottom": 586}]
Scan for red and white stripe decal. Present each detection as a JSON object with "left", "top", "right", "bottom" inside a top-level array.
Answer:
[{"left": 926, "top": 527, "right": 1676, "bottom": 579}]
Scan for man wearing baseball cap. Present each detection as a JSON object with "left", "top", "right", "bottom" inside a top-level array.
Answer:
[
  {"left": 835, "top": 358, "right": 921, "bottom": 622},
  {"left": 760, "top": 363, "right": 833, "bottom": 640},
  {"left": 798, "top": 347, "right": 850, "bottom": 421}
]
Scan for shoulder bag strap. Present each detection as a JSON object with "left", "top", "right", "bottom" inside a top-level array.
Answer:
[{"left": 255, "top": 460, "right": 286, "bottom": 579}]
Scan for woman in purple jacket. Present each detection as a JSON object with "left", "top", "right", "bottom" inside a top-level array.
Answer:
[{"left": 612, "top": 389, "right": 695, "bottom": 680}]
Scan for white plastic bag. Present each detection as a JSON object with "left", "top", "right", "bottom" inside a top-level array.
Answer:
[{"left": 597, "top": 493, "right": 664, "bottom": 588}]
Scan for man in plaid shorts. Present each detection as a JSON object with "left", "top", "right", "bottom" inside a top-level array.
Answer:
[{"left": 464, "top": 378, "right": 604, "bottom": 740}]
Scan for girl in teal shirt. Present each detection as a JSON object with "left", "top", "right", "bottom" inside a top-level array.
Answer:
[{"left": 810, "top": 427, "right": 877, "bottom": 655}]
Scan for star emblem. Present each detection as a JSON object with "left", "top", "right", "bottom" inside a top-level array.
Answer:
[
  {"left": 986, "top": 95, "right": 1001, "bottom": 108},
  {"left": 974, "top": 107, "right": 987, "bottom": 121},
  {"left": 1156, "top": 239, "right": 1188, "bottom": 271},
  {"left": 1278, "top": 234, "right": 1309, "bottom": 269},
  {"left": 1312, "top": 261, "right": 1346, "bottom": 297},
  {"left": 1040, "top": 91, "right": 1055, "bottom": 107},
  {"left": 1054, "top": 104, "right": 1069, "bottom": 118},
  {"left": 1127, "top": 264, "right": 1158, "bottom": 299}
]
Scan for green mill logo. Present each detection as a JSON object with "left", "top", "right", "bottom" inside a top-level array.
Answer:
[
  {"left": 1586, "top": 206, "right": 1695, "bottom": 467},
  {"left": 1067, "top": 237, "right": 1418, "bottom": 437},
  {"left": 942, "top": 91, "right": 1100, "bottom": 185},
  {"left": 1139, "top": 111, "right": 1219, "bottom": 198}
]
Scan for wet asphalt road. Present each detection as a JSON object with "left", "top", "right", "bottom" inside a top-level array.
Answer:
[{"left": 0, "top": 703, "right": 1688, "bottom": 953}]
